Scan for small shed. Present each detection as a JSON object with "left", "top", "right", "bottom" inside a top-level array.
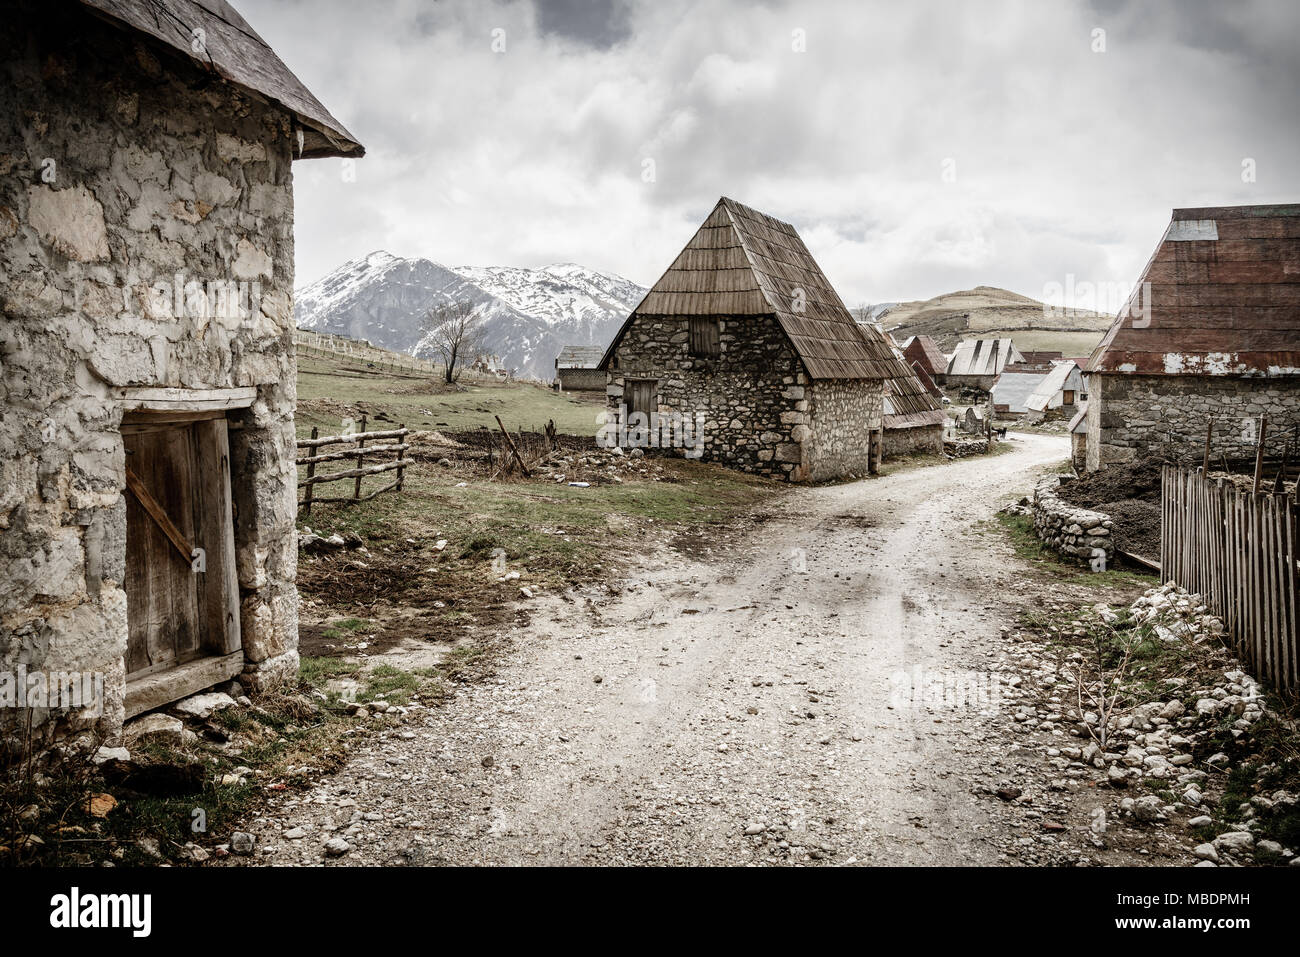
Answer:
[
  {"left": 1, "top": 0, "right": 362, "bottom": 752},
  {"left": 946, "top": 338, "right": 1025, "bottom": 390},
  {"left": 554, "top": 345, "right": 606, "bottom": 391},
  {"left": 881, "top": 341, "right": 945, "bottom": 455},
  {"left": 600, "top": 197, "right": 897, "bottom": 481},
  {"left": 1025, "top": 360, "right": 1086, "bottom": 417},
  {"left": 1085, "top": 204, "right": 1300, "bottom": 469}
]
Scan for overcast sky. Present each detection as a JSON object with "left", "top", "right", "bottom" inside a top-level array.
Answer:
[{"left": 240, "top": 0, "right": 1300, "bottom": 308}]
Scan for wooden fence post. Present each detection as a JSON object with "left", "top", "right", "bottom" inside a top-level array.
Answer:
[
  {"left": 303, "top": 426, "right": 318, "bottom": 517},
  {"left": 396, "top": 424, "right": 407, "bottom": 491},
  {"left": 354, "top": 413, "right": 368, "bottom": 503}
]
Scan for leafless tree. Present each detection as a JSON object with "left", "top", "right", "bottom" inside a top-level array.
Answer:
[{"left": 422, "top": 300, "right": 488, "bottom": 383}]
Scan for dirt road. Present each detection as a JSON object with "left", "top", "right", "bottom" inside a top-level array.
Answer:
[{"left": 246, "top": 433, "right": 1073, "bottom": 865}]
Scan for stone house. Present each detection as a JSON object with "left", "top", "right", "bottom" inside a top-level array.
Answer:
[
  {"left": 554, "top": 345, "right": 605, "bottom": 391},
  {"left": 598, "top": 197, "right": 898, "bottom": 481},
  {"left": 945, "top": 338, "right": 1024, "bottom": 391},
  {"left": 1085, "top": 204, "right": 1300, "bottom": 470},
  {"left": 0, "top": 0, "right": 362, "bottom": 754}
]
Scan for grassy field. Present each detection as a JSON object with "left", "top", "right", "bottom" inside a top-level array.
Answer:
[{"left": 295, "top": 352, "right": 605, "bottom": 439}]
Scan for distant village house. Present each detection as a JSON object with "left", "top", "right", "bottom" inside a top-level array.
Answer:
[
  {"left": 945, "top": 338, "right": 1024, "bottom": 391},
  {"left": 599, "top": 197, "right": 905, "bottom": 481},
  {"left": 554, "top": 345, "right": 606, "bottom": 391}
]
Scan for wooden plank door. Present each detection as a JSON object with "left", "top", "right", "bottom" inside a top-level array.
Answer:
[
  {"left": 625, "top": 379, "right": 657, "bottom": 421},
  {"left": 124, "top": 423, "right": 202, "bottom": 677}
]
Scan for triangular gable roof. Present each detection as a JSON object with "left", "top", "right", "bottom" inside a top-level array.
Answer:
[
  {"left": 901, "top": 334, "right": 948, "bottom": 377},
  {"left": 1025, "top": 360, "right": 1083, "bottom": 412},
  {"left": 599, "top": 197, "right": 896, "bottom": 379},
  {"left": 1087, "top": 204, "right": 1300, "bottom": 377},
  {"left": 1069, "top": 403, "right": 1089, "bottom": 434},
  {"left": 78, "top": 0, "right": 363, "bottom": 158}
]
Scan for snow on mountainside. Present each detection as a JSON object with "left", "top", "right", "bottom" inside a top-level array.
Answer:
[{"left": 295, "top": 254, "right": 646, "bottom": 379}]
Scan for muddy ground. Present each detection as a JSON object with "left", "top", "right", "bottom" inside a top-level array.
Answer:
[{"left": 222, "top": 433, "right": 1230, "bottom": 867}]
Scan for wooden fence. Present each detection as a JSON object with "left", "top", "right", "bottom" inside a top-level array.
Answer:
[
  {"left": 1161, "top": 465, "right": 1299, "bottom": 690},
  {"left": 297, "top": 415, "right": 409, "bottom": 515}
]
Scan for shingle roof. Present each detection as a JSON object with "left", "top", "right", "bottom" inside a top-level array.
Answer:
[
  {"left": 78, "top": 0, "right": 362, "bottom": 158},
  {"left": 555, "top": 345, "right": 604, "bottom": 369},
  {"left": 600, "top": 197, "right": 898, "bottom": 380},
  {"left": 882, "top": 340, "right": 945, "bottom": 429},
  {"left": 900, "top": 334, "right": 948, "bottom": 377},
  {"left": 1087, "top": 204, "right": 1300, "bottom": 376}
]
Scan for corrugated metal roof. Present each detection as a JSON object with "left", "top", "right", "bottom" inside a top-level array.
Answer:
[
  {"left": 78, "top": 0, "right": 362, "bottom": 158},
  {"left": 1087, "top": 204, "right": 1300, "bottom": 376},
  {"left": 946, "top": 338, "right": 1023, "bottom": 378},
  {"left": 555, "top": 345, "right": 604, "bottom": 369},
  {"left": 1025, "top": 361, "right": 1084, "bottom": 412},
  {"left": 600, "top": 197, "right": 897, "bottom": 380},
  {"left": 990, "top": 370, "right": 1047, "bottom": 414}
]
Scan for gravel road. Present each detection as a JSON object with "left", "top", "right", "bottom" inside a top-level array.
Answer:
[{"left": 243, "top": 433, "right": 1072, "bottom": 866}]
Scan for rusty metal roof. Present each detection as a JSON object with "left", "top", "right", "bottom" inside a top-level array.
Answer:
[
  {"left": 78, "top": 0, "right": 363, "bottom": 158},
  {"left": 1086, "top": 204, "right": 1300, "bottom": 376},
  {"left": 600, "top": 197, "right": 897, "bottom": 380}
]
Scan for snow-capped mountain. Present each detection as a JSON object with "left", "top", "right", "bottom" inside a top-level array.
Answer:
[{"left": 294, "top": 253, "right": 646, "bottom": 379}]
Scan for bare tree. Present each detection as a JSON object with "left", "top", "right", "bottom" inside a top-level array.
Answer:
[{"left": 422, "top": 300, "right": 488, "bottom": 383}]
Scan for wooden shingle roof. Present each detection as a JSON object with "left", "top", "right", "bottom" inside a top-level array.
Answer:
[
  {"left": 600, "top": 197, "right": 897, "bottom": 380},
  {"left": 1087, "top": 204, "right": 1300, "bottom": 376},
  {"left": 78, "top": 0, "right": 363, "bottom": 158},
  {"left": 901, "top": 335, "right": 948, "bottom": 377},
  {"left": 882, "top": 340, "right": 945, "bottom": 429}
]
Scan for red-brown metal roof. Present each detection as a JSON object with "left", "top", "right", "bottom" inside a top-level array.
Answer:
[{"left": 1086, "top": 204, "right": 1300, "bottom": 376}]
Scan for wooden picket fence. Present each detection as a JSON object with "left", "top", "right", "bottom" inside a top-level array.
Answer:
[
  {"left": 1161, "top": 465, "right": 1299, "bottom": 690},
  {"left": 297, "top": 415, "right": 409, "bottom": 515}
]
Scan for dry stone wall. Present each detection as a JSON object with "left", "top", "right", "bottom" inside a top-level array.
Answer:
[
  {"left": 0, "top": 9, "right": 301, "bottom": 749},
  {"left": 804, "top": 378, "right": 883, "bottom": 480},
  {"left": 1032, "top": 477, "right": 1115, "bottom": 567}
]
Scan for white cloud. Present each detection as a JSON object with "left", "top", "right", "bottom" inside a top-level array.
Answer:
[{"left": 240, "top": 0, "right": 1300, "bottom": 308}]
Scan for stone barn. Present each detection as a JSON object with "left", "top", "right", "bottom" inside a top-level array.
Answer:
[
  {"left": 599, "top": 197, "right": 897, "bottom": 481},
  {"left": 0, "top": 0, "right": 362, "bottom": 753},
  {"left": 1085, "top": 204, "right": 1300, "bottom": 470},
  {"left": 554, "top": 345, "right": 605, "bottom": 391}
]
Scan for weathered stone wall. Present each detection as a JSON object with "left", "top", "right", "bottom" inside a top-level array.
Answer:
[
  {"left": 557, "top": 367, "right": 605, "bottom": 391},
  {"left": 1087, "top": 373, "right": 1300, "bottom": 471},
  {"left": 882, "top": 423, "right": 944, "bottom": 458},
  {"left": 1071, "top": 431, "right": 1087, "bottom": 473},
  {"left": 606, "top": 314, "right": 812, "bottom": 480},
  {"left": 0, "top": 7, "right": 300, "bottom": 749},
  {"left": 804, "top": 378, "right": 884, "bottom": 480},
  {"left": 1032, "top": 478, "right": 1114, "bottom": 566}
]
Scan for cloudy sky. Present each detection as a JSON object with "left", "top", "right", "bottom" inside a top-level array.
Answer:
[{"left": 241, "top": 0, "right": 1300, "bottom": 308}]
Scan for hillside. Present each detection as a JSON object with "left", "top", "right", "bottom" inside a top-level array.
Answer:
[
  {"left": 295, "top": 253, "right": 645, "bottom": 379},
  {"left": 881, "top": 286, "right": 1113, "bottom": 356}
]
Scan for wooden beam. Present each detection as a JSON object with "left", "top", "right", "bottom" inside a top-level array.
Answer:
[
  {"left": 114, "top": 386, "right": 257, "bottom": 412},
  {"left": 124, "top": 651, "right": 244, "bottom": 719},
  {"left": 124, "top": 466, "right": 194, "bottom": 564}
]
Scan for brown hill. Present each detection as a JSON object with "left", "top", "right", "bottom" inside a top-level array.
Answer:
[{"left": 882, "top": 286, "right": 1113, "bottom": 356}]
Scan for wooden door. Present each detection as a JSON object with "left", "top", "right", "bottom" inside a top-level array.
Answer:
[
  {"left": 124, "top": 423, "right": 202, "bottom": 677},
  {"left": 625, "top": 379, "right": 657, "bottom": 421},
  {"left": 123, "top": 415, "right": 242, "bottom": 682}
]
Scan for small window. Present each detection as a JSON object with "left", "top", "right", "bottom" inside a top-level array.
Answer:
[{"left": 688, "top": 318, "right": 720, "bottom": 358}]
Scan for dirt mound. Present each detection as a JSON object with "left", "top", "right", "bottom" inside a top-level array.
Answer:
[{"left": 1057, "top": 461, "right": 1165, "bottom": 558}]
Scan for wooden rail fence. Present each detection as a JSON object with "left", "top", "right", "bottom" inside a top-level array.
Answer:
[
  {"left": 1161, "top": 465, "right": 1299, "bottom": 690},
  {"left": 297, "top": 415, "right": 409, "bottom": 515}
]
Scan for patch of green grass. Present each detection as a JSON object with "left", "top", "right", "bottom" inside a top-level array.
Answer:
[
  {"left": 988, "top": 512, "right": 1153, "bottom": 588},
  {"left": 299, "top": 655, "right": 361, "bottom": 687},
  {"left": 321, "top": 617, "right": 372, "bottom": 640}
]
